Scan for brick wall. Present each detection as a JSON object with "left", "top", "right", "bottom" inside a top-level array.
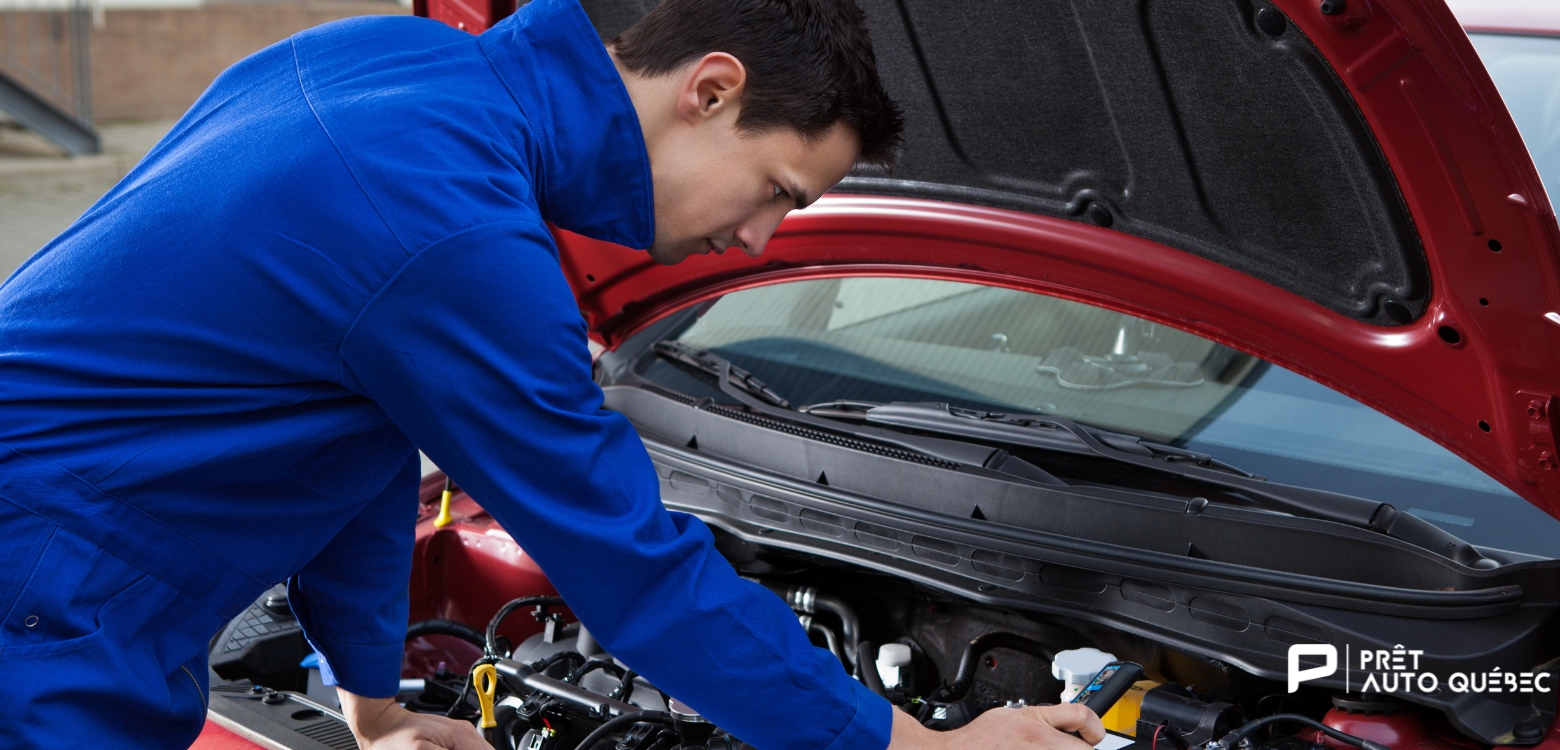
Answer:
[{"left": 89, "top": 0, "right": 408, "bottom": 121}]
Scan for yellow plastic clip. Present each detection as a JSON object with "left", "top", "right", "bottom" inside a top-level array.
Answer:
[
  {"left": 433, "top": 479, "right": 454, "bottom": 528},
  {"left": 473, "top": 662, "right": 498, "bottom": 729}
]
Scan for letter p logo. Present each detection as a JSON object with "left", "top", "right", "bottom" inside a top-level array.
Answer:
[{"left": 1288, "top": 644, "right": 1337, "bottom": 693}]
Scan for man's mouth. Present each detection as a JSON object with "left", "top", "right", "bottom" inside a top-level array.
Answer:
[{"left": 705, "top": 239, "right": 725, "bottom": 255}]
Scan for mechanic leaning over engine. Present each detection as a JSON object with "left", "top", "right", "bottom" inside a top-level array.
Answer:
[{"left": 0, "top": 0, "right": 1106, "bottom": 748}]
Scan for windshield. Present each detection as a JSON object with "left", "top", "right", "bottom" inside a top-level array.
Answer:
[
  {"left": 642, "top": 277, "right": 1560, "bottom": 559},
  {"left": 1469, "top": 32, "right": 1560, "bottom": 212}
]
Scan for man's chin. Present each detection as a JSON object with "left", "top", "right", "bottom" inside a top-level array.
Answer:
[{"left": 644, "top": 242, "right": 696, "bottom": 266}]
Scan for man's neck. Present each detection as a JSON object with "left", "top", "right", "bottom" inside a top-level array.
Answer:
[{"left": 608, "top": 47, "right": 675, "bottom": 162}]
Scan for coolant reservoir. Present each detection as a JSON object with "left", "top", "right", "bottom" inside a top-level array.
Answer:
[{"left": 1052, "top": 647, "right": 1116, "bottom": 703}]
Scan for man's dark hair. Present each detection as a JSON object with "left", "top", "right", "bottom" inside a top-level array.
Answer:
[{"left": 611, "top": 0, "right": 904, "bottom": 168}]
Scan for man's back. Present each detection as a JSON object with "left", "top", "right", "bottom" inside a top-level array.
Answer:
[{"left": 0, "top": 15, "right": 541, "bottom": 582}]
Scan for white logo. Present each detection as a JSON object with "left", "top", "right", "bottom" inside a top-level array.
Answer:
[
  {"left": 1288, "top": 643, "right": 1337, "bottom": 693},
  {"left": 1285, "top": 643, "right": 1551, "bottom": 695}
]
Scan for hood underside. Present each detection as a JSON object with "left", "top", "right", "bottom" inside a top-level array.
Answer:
[{"left": 554, "top": 0, "right": 1560, "bottom": 520}]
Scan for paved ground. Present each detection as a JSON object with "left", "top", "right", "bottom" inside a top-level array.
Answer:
[{"left": 0, "top": 118, "right": 176, "bottom": 278}]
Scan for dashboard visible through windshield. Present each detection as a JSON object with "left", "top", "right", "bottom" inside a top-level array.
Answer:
[{"left": 625, "top": 277, "right": 1560, "bottom": 559}]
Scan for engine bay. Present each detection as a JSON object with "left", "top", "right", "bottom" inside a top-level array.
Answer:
[{"left": 203, "top": 477, "right": 1541, "bottom": 750}]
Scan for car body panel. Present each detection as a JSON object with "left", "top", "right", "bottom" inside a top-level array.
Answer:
[{"left": 190, "top": 721, "right": 268, "bottom": 750}]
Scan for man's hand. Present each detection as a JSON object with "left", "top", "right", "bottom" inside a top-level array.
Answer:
[
  {"left": 889, "top": 702, "right": 1106, "bottom": 750},
  {"left": 338, "top": 690, "right": 489, "bottom": 750}
]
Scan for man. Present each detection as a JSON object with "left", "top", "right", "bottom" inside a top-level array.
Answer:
[{"left": 0, "top": 0, "right": 1107, "bottom": 748}]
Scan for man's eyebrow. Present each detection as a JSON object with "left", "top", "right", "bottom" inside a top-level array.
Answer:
[{"left": 788, "top": 181, "right": 811, "bottom": 210}]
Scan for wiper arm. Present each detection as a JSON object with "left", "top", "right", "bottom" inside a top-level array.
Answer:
[
  {"left": 856, "top": 402, "right": 1497, "bottom": 570},
  {"left": 642, "top": 345, "right": 1058, "bottom": 480},
  {"left": 804, "top": 399, "right": 1252, "bottom": 474},
  {"left": 652, "top": 341, "right": 789, "bottom": 407}
]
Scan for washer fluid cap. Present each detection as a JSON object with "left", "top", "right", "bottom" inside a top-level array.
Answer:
[
  {"left": 1052, "top": 647, "right": 1116, "bottom": 686},
  {"left": 878, "top": 643, "right": 913, "bottom": 669}
]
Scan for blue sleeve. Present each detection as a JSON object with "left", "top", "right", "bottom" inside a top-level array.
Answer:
[
  {"left": 287, "top": 453, "right": 421, "bottom": 698},
  {"left": 338, "top": 221, "right": 892, "bottom": 750}
]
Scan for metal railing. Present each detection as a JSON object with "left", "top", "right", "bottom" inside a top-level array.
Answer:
[{"left": 0, "top": 0, "right": 98, "bottom": 153}]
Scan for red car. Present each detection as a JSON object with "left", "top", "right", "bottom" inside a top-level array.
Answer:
[{"left": 194, "top": 1, "right": 1560, "bottom": 749}]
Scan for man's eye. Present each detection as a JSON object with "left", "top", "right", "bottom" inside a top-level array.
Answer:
[{"left": 773, "top": 185, "right": 787, "bottom": 199}]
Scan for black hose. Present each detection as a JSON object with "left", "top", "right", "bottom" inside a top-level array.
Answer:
[
  {"left": 1219, "top": 715, "right": 1388, "bottom": 750},
  {"left": 571, "top": 711, "right": 669, "bottom": 750},
  {"left": 485, "top": 596, "right": 566, "bottom": 658},
  {"left": 933, "top": 632, "right": 1057, "bottom": 703},
  {"left": 406, "top": 618, "right": 487, "bottom": 648},
  {"left": 405, "top": 617, "right": 489, "bottom": 717},
  {"left": 531, "top": 650, "right": 586, "bottom": 677},
  {"left": 896, "top": 636, "right": 930, "bottom": 693},
  {"left": 610, "top": 669, "right": 638, "bottom": 702},
  {"left": 567, "top": 658, "right": 626, "bottom": 685},
  {"left": 444, "top": 671, "right": 474, "bottom": 719},
  {"left": 856, "top": 642, "right": 886, "bottom": 697}
]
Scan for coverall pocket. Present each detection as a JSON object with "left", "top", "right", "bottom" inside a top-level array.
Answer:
[
  {"left": 0, "top": 503, "right": 53, "bottom": 633},
  {"left": 1, "top": 522, "right": 151, "bottom": 656}
]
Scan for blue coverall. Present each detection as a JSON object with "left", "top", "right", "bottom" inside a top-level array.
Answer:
[{"left": 0, "top": 0, "right": 891, "bottom": 746}]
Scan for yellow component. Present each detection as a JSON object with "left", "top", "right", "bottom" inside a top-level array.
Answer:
[
  {"left": 473, "top": 662, "right": 498, "bottom": 729},
  {"left": 1100, "top": 680, "right": 1158, "bottom": 736},
  {"left": 433, "top": 488, "right": 454, "bottom": 527}
]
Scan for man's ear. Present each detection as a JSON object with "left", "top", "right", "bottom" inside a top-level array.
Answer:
[{"left": 676, "top": 52, "right": 746, "bottom": 125}]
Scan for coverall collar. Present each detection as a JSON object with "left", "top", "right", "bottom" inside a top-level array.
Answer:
[{"left": 478, "top": 0, "right": 655, "bottom": 250}]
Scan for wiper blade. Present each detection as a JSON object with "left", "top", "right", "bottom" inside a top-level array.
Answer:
[
  {"left": 934, "top": 405, "right": 1259, "bottom": 479},
  {"left": 652, "top": 341, "right": 789, "bottom": 407},
  {"left": 805, "top": 399, "right": 1243, "bottom": 471},
  {"left": 854, "top": 402, "right": 1497, "bottom": 569},
  {"left": 640, "top": 347, "right": 1058, "bottom": 479}
]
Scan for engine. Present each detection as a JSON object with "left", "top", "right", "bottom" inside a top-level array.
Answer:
[{"left": 203, "top": 482, "right": 1513, "bottom": 750}]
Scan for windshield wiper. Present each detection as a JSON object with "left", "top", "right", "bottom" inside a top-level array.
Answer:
[
  {"left": 643, "top": 343, "right": 1061, "bottom": 481},
  {"left": 804, "top": 400, "right": 1255, "bottom": 477},
  {"left": 652, "top": 341, "right": 790, "bottom": 407},
  {"left": 884, "top": 402, "right": 1258, "bottom": 478},
  {"left": 817, "top": 401, "right": 1497, "bottom": 569}
]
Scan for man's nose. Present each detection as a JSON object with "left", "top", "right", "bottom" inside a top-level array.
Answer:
[{"left": 734, "top": 218, "right": 780, "bottom": 258}]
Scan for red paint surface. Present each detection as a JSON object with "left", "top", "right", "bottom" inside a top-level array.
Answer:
[
  {"left": 405, "top": 473, "right": 569, "bottom": 677},
  {"left": 1531, "top": 712, "right": 1560, "bottom": 750},
  {"left": 1302, "top": 706, "right": 1504, "bottom": 750},
  {"left": 414, "top": 0, "right": 516, "bottom": 34},
  {"left": 188, "top": 721, "right": 265, "bottom": 750}
]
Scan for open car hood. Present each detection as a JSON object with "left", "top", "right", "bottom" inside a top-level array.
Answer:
[{"left": 540, "top": 0, "right": 1560, "bottom": 522}]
